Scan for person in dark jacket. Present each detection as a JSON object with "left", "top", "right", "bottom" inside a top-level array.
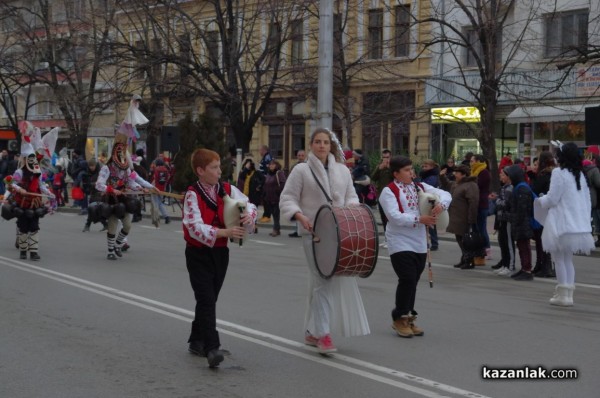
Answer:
[
  {"left": 530, "top": 151, "right": 556, "bottom": 277},
  {"left": 262, "top": 160, "right": 286, "bottom": 236},
  {"left": 236, "top": 159, "right": 264, "bottom": 230},
  {"left": 440, "top": 164, "right": 479, "bottom": 269},
  {"left": 470, "top": 154, "right": 491, "bottom": 259},
  {"left": 503, "top": 165, "right": 535, "bottom": 281},
  {"left": 489, "top": 169, "right": 515, "bottom": 275}
]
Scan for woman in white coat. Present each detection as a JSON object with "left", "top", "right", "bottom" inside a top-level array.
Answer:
[
  {"left": 534, "top": 142, "right": 595, "bottom": 306},
  {"left": 279, "top": 128, "right": 370, "bottom": 354}
]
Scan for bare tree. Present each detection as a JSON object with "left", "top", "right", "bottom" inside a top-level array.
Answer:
[
  {"left": 0, "top": 0, "right": 124, "bottom": 150},
  {"left": 111, "top": 0, "right": 303, "bottom": 154}
]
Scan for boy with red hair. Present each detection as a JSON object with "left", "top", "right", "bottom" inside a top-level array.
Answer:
[{"left": 183, "top": 148, "right": 257, "bottom": 368}]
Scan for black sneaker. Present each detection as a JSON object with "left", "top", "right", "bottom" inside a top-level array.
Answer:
[
  {"left": 430, "top": 246, "right": 438, "bottom": 251},
  {"left": 165, "top": 217, "right": 171, "bottom": 224},
  {"left": 510, "top": 270, "right": 524, "bottom": 279},
  {"left": 460, "top": 262, "right": 475, "bottom": 269},
  {"left": 107, "top": 253, "right": 117, "bottom": 260},
  {"left": 114, "top": 247, "right": 123, "bottom": 257},
  {"left": 491, "top": 261, "right": 504, "bottom": 270},
  {"left": 513, "top": 271, "right": 533, "bottom": 281},
  {"left": 29, "top": 252, "right": 40, "bottom": 261},
  {"left": 288, "top": 232, "right": 300, "bottom": 238},
  {"left": 20, "top": 251, "right": 27, "bottom": 260}
]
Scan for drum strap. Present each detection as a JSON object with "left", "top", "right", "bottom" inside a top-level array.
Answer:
[{"left": 309, "top": 167, "right": 333, "bottom": 204}]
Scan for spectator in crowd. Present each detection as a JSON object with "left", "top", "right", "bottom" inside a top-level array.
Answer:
[
  {"left": 489, "top": 169, "right": 515, "bottom": 276},
  {"left": 263, "top": 160, "right": 286, "bottom": 237},
  {"left": 237, "top": 158, "right": 264, "bottom": 231},
  {"left": 371, "top": 149, "right": 393, "bottom": 247},
  {"left": 461, "top": 152, "right": 474, "bottom": 166},
  {"left": 440, "top": 157, "right": 456, "bottom": 181},
  {"left": 288, "top": 150, "right": 306, "bottom": 238},
  {"left": 51, "top": 165, "right": 66, "bottom": 207},
  {"left": 530, "top": 152, "right": 556, "bottom": 277},
  {"left": 503, "top": 165, "right": 536, "bottom": 281},
  {"left": 419, "top": 159, "right": 441, "bottom": 251},
  {"left": 71, "top": 149, "right": 90, "bottom": 214},
  {"left": 498, "top": 152, "right": 513, "bottom": 174},
  {"left": 258, "top": 145, "right": 273, "bottom": 222},
  {"left": 351, "top": 149, "right": 370, "bottom": 201},
  {"left": 583, "top": 155, "right": 600, "bottom": 247},
  {"left": 0, "top": 149, "right": 9, "bottom": 195},
  {"left": 135, "top": 148, "right": 150, "bottom": 176},
  {"left": 151, "top": 159, "right": 171, "bottom": 224},
  {"left": 470, "top": 154, "right": 492, "bottom": 259},
  {"left": 440, "top": 165, "right": 479, "bottom": 269}
]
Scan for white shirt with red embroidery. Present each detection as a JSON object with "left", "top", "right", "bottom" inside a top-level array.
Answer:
[
  {"left": 379, "top": 180, "right": 451, "bottom": 254},
  {"left": 183, "top": 183, "right": 257, "bottom": 247}
]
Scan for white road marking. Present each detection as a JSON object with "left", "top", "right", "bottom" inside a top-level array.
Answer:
[
  {"left": 0, "top": 255, "right": 490, "bottom": 398},
  {"left": 249, "top": 239, "right": 286, "bottom": 246}
]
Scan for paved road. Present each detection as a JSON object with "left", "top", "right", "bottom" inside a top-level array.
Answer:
[{"left": 1, "top": 211, "right": 599, "bottom": 398}]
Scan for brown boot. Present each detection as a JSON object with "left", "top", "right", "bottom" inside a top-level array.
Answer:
[
  {"left": 408, "top": 315, "right": 424, "bottom": 336},
  {"left": 392, "top": 316, "right": 413, "bottom": 338}
]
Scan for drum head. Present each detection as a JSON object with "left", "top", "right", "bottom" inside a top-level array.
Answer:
[{"left": 312, "top": 205, "right": 339, "bottom": 279}]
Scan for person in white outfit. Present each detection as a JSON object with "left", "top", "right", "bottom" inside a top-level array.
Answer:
[
  {"left": 534, "top": 142, "right": 595, "bottom": 306},
  {"left": 279, "top": 127, "right": 370, "bottom": 354}
]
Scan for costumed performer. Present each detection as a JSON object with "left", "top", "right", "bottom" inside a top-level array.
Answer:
[
  {"left": 534, "top": 142, "right": 595, "bottom": 306},
  {"left": 5, "top": 126, "right": 57, "bottom": 261},
  {"left": 95, "top": 133, "right": 155, "bottom": 260},
  {"left": 279, "top": 127, "right": 370, "bottom": 354}
]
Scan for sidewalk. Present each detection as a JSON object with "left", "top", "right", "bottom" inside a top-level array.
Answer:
[{"left": 58, "top": 201, "right": 600, "bottom": 258}]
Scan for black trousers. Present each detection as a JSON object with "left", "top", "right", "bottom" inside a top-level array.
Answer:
[
  {"left": 390, "top": 251, "right": 426, "bottom": 320},
  {"left": 16, "top": 213, "right": 40, "bottom": 233},
  {"left": 185, "top": 245, "right": 229, "bottom": 354}
]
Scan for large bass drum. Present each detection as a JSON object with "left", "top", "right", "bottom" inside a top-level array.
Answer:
[{"left": 312, "top": 204, "right": 378, "bottom": 279}]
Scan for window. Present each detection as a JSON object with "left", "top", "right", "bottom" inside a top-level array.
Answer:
[
  {"left": 206, "top": 31, "right": 220, "bottom": 71},
  {"left": 395, "top": 5, "right": 410, "bottom": 57},
  {"left": 291, "top": 19, "right": 303, "bottom": 66},
  {"left": 368, "top": 9, "right": 383, "bottom": 59},
  {"left": 268, "top": 22, "right": 281, "bottom": 67},
  {"left": 333, "top": 14, "right": 342, "bottom": 63},
  {"left": 2, "top": 92, "right": 16, "bottom": 116},
  {"left": 179, "top": 34, "right": 192, "bottom": 77},
  {"left": 151, "top": 38, "right": 162, "bottom": 77},
  {"left": 464, "top": 28, "right": 502, "bottom": 67},
  {"left": 268, "top": 125, "right": 284, "bottom": 158},
  {"left": 545, "top": 10, "right": 588, "bottom": 58},
  {"left": 362, "top": 91, "right": 415, "bottom": 154},
  {"left": 66, "top": 0, "right": 85, "bottom": 19},
  {"left": 134, "top": 40, "right": 145, "bottom": 79}
]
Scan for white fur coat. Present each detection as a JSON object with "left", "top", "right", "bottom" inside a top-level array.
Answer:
[
  {"left": 280, "top": 152, "right": 358, "bottom": 227},
  {"left": 534, "top": 167, "right": 595, "bottom": 254}
]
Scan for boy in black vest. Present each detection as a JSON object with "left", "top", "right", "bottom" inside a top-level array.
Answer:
[{"left": 183, "top": 148, "right": 257, "bottom": 367}]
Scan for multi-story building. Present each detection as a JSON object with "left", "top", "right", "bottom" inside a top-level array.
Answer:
[{"left": 425, "top": 0, "right": 600, "bottom": 163}]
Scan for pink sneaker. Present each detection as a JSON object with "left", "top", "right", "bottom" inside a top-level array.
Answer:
[
  {"left": 304, "top": 331, "right": 318, "bottom": 347},
  {"left": 317, "top": 334, "right": 337, "bottom": 354}
]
